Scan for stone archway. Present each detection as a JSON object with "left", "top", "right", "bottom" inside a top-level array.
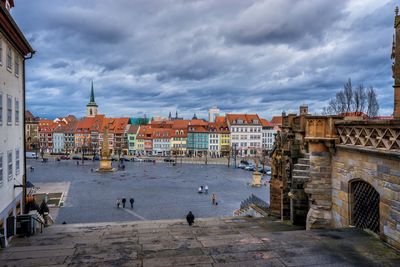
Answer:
[{"left": 350, "top": 180, "right": 380, "bottom": 233}]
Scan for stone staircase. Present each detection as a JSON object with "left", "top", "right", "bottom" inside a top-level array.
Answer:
[
  {"left": 289, "top": 154, "right": 310, "bottom": 225},
  {"left": 234, "top": 194, "right": 269, "bottom": 217},
  {"left": 292, "top": 154, "right": 310, "bottom": 183}
]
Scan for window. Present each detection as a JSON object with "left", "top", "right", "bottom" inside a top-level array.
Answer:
[
  {"left": 15, "top": 98, "right": 19, "bottom": 125},
  {"left": 0, "top": 93, "right": 2, "bottom": 125},
  {"left": 7, "top": 95, "right": 12, "bottom": 125},
  {"left": 7, "top": 150, "right": 12, "bottom": 180},
  {"left": 6, "top": 46, "right": 12, "bottom": 70},
  {"left": 0, "top": 153, "right": 3, "bottom": 186},
  {"left": 15, "top": 56, "right": 19, "bottom": 76},
  {"left": 15, "top": 149, "right": 20, "bottom": 175}
]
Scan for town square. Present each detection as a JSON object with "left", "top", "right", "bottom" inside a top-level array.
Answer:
[{"left": 1, "top": 0, "right": 400, "bottom": 266}]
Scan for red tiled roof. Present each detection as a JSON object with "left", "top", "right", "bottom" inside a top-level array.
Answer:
[
  {"left": 104, "top": 117, "right": 129, "bottom": 134},
  {"left": 189, "top": 119, "right": 208, "bottom": 126},
  {"left": 188, "top": 125, "right": 208, "bottom": 133},
  {"left": 226, "top": 114, "right": 261, "bottom": 125},
  {"left": 208, "top": 122, "right": 229, "bottom": 133},
  {"left": 271, "top": 116, "right": 283, "bottom": 126},
  {"left": 171, "top": 120, "right": 191, "bottom": 129},
  {"left": 215, "top": 116, "right": 226, "bottom": 123},
  {"left": 153, "top": 128, "right": 172, "bottom": 138},
  {"left": 39, "top": 119, "right": 58, "bottom": 133},
  {"left": 127, "top": 125, "right": 140, "bottom": 134},
  {"left": 137, "top": 125, "right": 153, "bottom": 140},
  {"left": 260, "top": 118, "right": 273, "bottom": 127}
]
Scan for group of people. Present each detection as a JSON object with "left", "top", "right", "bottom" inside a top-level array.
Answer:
[
  {"left": 198, "top": 185, "right": 208, "bottom": 194},
  {"left": 116, "top": 197, "right": 134, "bottom": 208},
  {"left": 197, "top": 185, "right": 218, "bottom": 205}
]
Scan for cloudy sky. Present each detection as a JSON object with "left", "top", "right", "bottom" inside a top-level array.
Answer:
[{"left": 12, "top": 0, "right": 396, "bottom": 119}]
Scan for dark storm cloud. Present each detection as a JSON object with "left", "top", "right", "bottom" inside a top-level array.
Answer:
[
  {"left": 12, "top": 0, "right": 396, "bottom": 119},
  {"left": 223, "top": 0, "right": 347, "bottom": 48}
]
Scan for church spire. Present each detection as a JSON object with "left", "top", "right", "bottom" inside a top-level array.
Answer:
[
  {"left": 86, "top": 81, "right": 98, "bottom": 117},
  {"left": 90, "top": 80, "right": 95, "bottom": 103}
]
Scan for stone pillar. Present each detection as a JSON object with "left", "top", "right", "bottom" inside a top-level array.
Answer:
[
  {"left": 305, "top": 142, "right": 333, "bottom": 229},
  {"left": 395, "top": 85, "right": 400, "bottom": 119}
]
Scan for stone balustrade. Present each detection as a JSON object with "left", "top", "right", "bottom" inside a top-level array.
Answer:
[{"left": 335, "top": 120, "right": 400, "bottom": 152}]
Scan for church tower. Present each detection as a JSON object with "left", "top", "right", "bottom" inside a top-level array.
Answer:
[
  {"left": 86, "top": 81, "right": 98, "bottom": 117},
  {"left": 392, "top": 7, "right": 400, "bottom": 119}
]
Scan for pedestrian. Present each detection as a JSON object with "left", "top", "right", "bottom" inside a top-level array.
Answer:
[
  {"left": 116, "top": 198, "right": 121, "bottom": 208},
  {"left": 198, "top": 186, "right": 202, "bottom": 194},
  {"left": 130, "top": 198, "right": 134, "bottom": 208},
  {"left": 122, "top": 198, "right": 126, "bottom": 208},
  {"left": 91, "top": 168, "right": 93, "bottom": 173},
  {"left": 77, "top": 161, "right": 79, "bottom": 166},
  {"left": 204, "top": 185, "right": 208, "bottom": 194},
  {"left": 186, "top": 211, "right": 195, "bottom": 226},
  {"left": 211, "top": 193, "right": 216, "bottom": 205}
]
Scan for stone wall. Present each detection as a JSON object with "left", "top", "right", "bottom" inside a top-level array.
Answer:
[
  {"left": 305, "top": 142, "right": 333, "bottom": 229},
  {"left": 332, "top": 147, "right": 400, "bottom": 249}
]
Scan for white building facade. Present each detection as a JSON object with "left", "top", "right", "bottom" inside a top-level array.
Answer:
[
  {"left": 208, "top": 132, "right": 220, "bottom": 157},
  {"left": 52, "top": 131, "right": 65, "bottom": 153},
  {"left": 0, "top": 1, "right": 34, "bottom": 247},
  {"left": 227, "top": 114, "right": 262, "bottom": 157}
]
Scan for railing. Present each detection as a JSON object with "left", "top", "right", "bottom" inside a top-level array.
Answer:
[
  {"left": 240, "top": 194, "right": 269, "bottom": 211},
  {"left": 336, "top": 122, "right": 400, "bottom": 151}
]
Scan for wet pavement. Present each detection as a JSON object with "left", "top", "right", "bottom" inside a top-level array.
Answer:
[
  {"left": 1, "top": 217, "right": 399, "bottom": 267},
  {"left": 26, "top": 160, "right": 269, "bottom": 224}
]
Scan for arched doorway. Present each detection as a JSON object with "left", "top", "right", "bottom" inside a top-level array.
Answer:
[{"left": 350, "top": 180, "right": 380, "bottom": 233}]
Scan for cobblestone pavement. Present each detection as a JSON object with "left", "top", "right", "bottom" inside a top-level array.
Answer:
[
  {"left": 1, "top": 217, "right": 399, "bottom": 267},
  {"left": 27, "top": 160, "right": 269, "bottom": 224}
]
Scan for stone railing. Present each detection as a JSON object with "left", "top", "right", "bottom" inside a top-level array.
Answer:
[{"left": 335, "top": 120, "right": 400, "bottom": 152}]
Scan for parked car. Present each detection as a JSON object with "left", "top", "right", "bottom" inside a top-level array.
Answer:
[
  {"left": 245, "top": 164, "right": 255, "bottom": 171},
  {"left": 266, "top": 170, "right": 272, "bottom": 176},
  {"left": 26, "top": 152, "right": 38, "bottom": 159},
  {"left": 72, "top": 156, "right": 81, "bottom": 160},
  {"left": 238, "top": 160, "right": 249, "bottom": 169},
  {"left": 60, "top": 155, "right": 70, "bottom": 160},
  {"left": 93, "top": 155, "right": 100, "bottom": 161}
]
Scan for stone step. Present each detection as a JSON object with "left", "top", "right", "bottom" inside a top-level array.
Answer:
[
  {"left": 292, "top": 175, "right": 310, "bottom": 182},
  {"left": 293, "top": 163, "right": 310, "bottom": 171},
  {"left": 292, "top": 169, "right": 310, "bottom": 177},
  {"left": 297, "top": 158, "right": 310, "bottom": 165}
]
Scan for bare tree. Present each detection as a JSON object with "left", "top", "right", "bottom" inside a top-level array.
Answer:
[
  {"left": 366, "top": 86, "right": 379, "bottom": 117},
  {"left": 343, "top": 78, "right": 353, "bottom": 112},
  {"left": 353, "top": 84, "right": 366, "bottom": 112},
  {"left": 324, "top": 79, "right": 379, "bottom": 117}
]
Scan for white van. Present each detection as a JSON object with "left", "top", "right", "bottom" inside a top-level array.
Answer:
[{"left": 26, "top": 152, "right": 38, "bottom": 159}]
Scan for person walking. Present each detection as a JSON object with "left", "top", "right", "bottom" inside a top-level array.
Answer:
[
  {"left": 122, "top": 198, "right": 126, "bottom": 208},
  {"left": 129, "top": 198, "right": 134, "bottom": 208},
  {"left": 186, "top": 211, "right": 195, "bottom": 226},
  {"left": 116, "top": 198, "right": 121, "bottom": 208},
  {"left": 211, "top": 193, "right": 216, "bottom": 205},
  {"left": 204, "top": 185, "right": 208, "bottom": 194}
]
